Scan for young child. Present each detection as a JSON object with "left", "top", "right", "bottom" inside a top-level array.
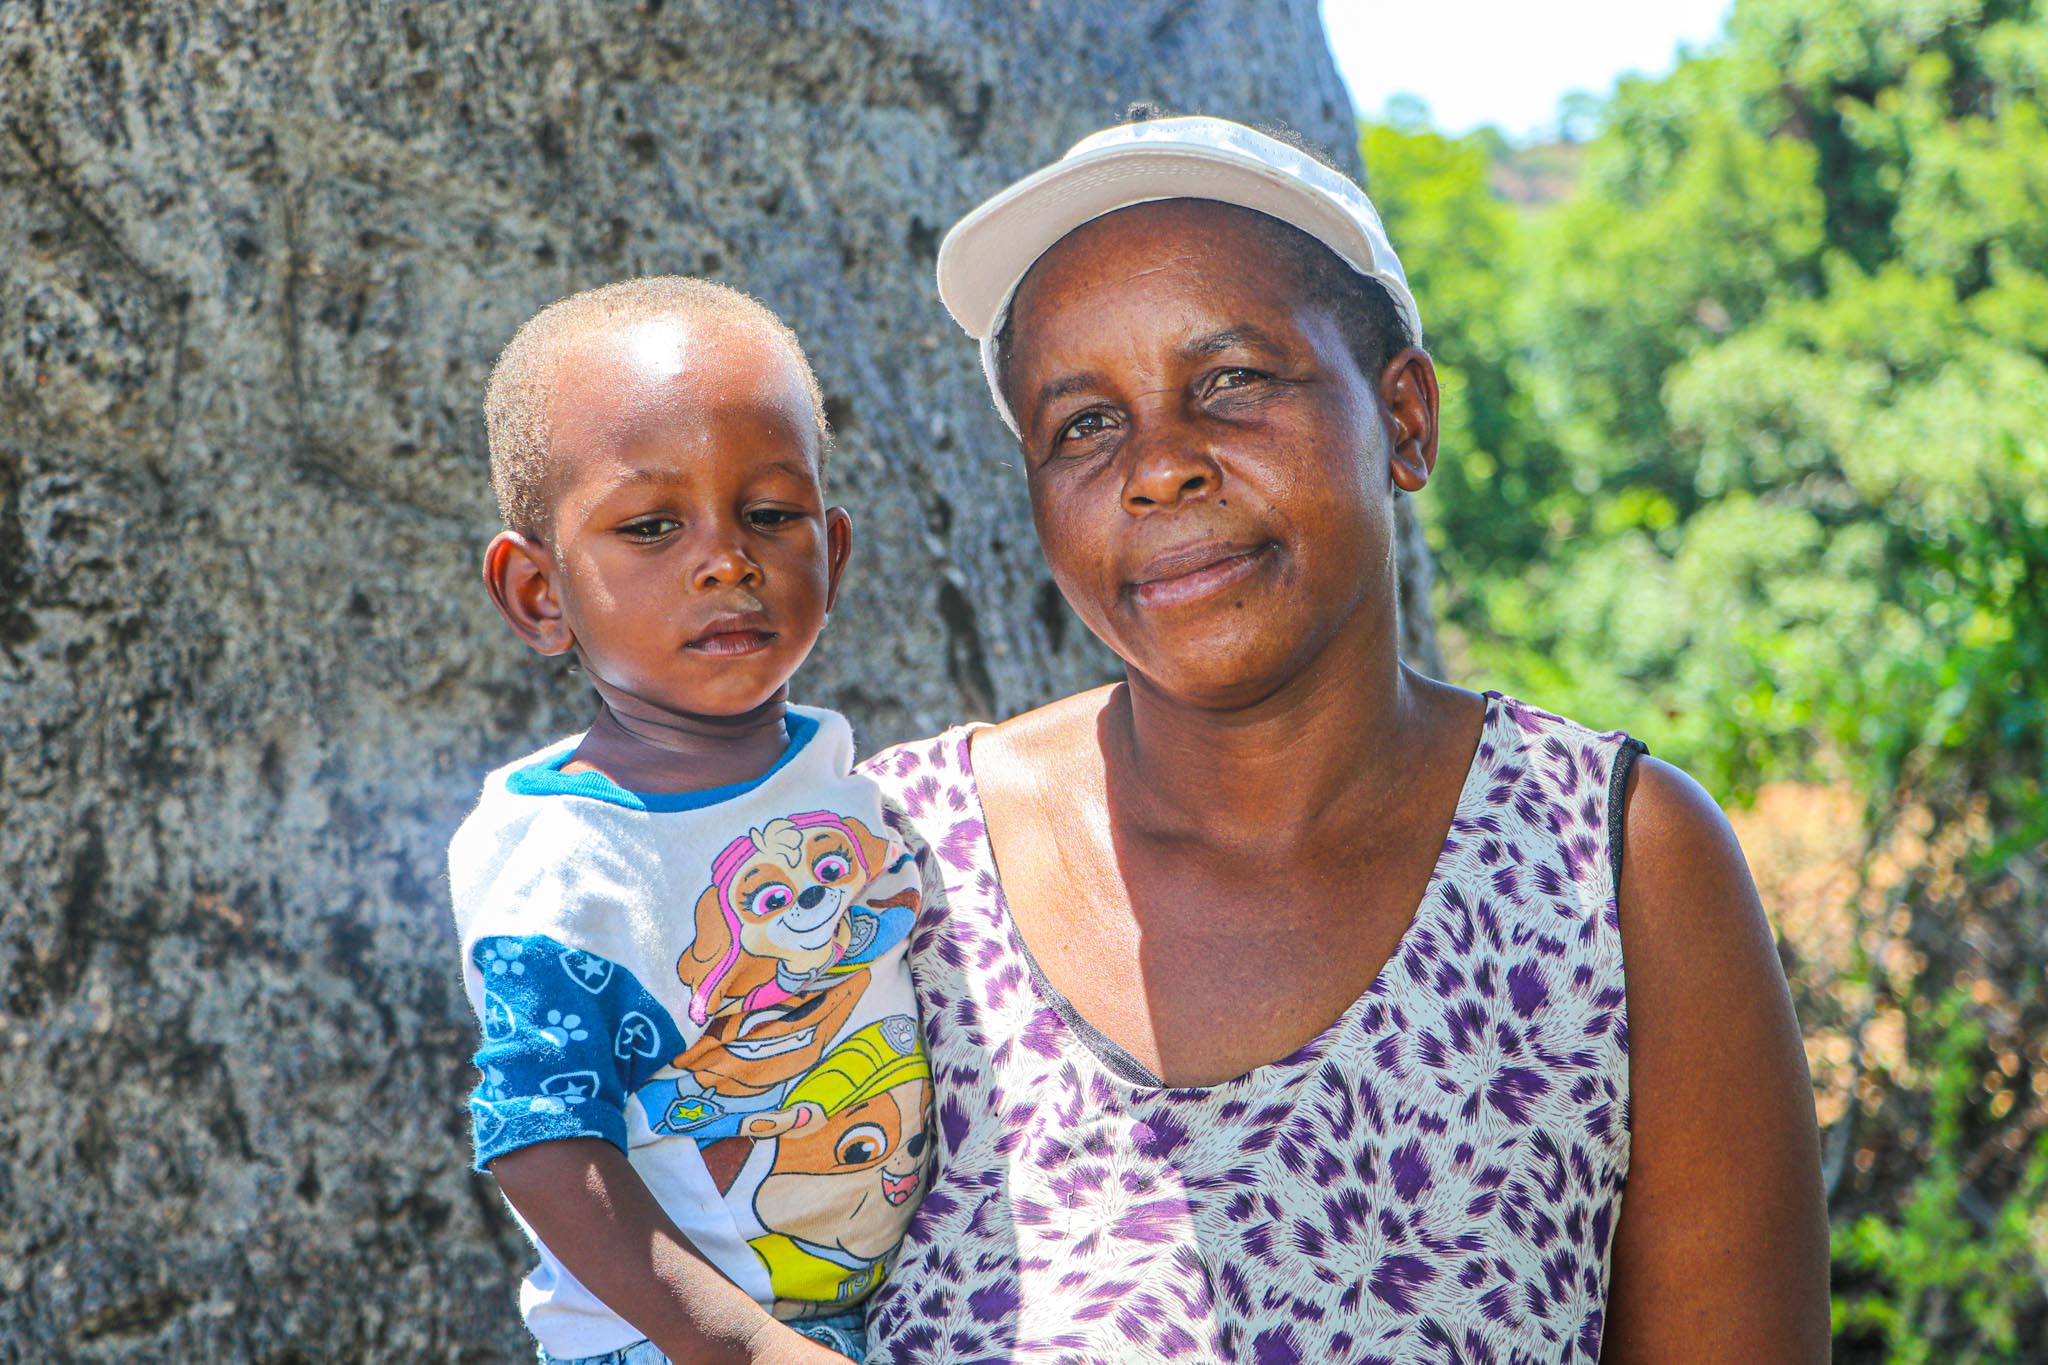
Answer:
[{"left": 449, "top": 277, "right": 930, "bottom": 1365}]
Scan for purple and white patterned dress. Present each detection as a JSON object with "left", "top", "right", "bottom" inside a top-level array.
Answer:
[{"left": 857, "top": 694, "right": 1644, "bottom": 1364}]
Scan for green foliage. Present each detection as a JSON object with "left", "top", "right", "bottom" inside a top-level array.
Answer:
[
  {"left": 1369, "top": 0, "right": 2048, "bottom": 798},
  {"left": 1875, "top": 450, "right": 2048, "bottom": 860},
  {"left": 1358, "top": 123, "right": 1561, "bottom": 587},
  {"left": 1360, "top": 1, "right": 2048, "bottom": 1355},
  {"left": 1832, "top": 993, "right": 2048, "bottom": 1362},
  {"left": 1534, "top": 62, "right": 1829, "bottom": 509}
]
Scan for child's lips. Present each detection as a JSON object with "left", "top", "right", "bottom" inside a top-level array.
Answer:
[
  {"left": 686, "top": 629, "right": 777, "bottom": 656},
  {"left": 685, "top": 612, "right": 777, "bottom": 655}
]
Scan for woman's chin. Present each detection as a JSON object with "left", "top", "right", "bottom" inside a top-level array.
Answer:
[
  {"left": 1121, "top": 637, "right": 1314, "bottom": 711},
  {"left": 1111, "top": 598, "right": 1376, "bottom": 712}
]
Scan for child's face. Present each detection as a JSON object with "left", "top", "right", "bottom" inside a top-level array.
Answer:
[{"left": 510, "top": 318, "right": 847, "bottom": 719}]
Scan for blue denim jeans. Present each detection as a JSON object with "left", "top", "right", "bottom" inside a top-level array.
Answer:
[
  {"left": 537, "top": 1312, "right": 866, "bottom": 1364},
  {"left": 537, "top": 1342, "right": 672, "bottom": 1365}
]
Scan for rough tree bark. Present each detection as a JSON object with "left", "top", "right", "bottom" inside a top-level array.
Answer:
[{"left": 0, "top": 2, "right": 1439, "bottom": 1358}]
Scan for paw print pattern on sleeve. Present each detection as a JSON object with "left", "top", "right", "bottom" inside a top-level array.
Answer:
[
  {"left": 465, "top": 935, "right": 689, "bottom": 1170},
  {"left": 539, "top": 1010, "right": 589, "bottom": 1048},
  {"left": 480, "top": 940, "right": 528, "bottom": 977}
]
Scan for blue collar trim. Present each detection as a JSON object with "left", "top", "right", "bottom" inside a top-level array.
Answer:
[{"left": 503, "top": 711, "right": 821, "bottom": 812}]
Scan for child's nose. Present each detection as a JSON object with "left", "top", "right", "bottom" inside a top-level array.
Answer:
[{"left": 694, "top": 538, "right": 761, "bottom": 589}]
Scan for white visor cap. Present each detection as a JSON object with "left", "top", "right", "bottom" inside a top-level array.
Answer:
[{"left": 935, "top": 115, "right": 1424, "bottom": 437}]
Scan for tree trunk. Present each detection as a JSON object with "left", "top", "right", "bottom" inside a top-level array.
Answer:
[{"left": 0, "top": 2, "right": 1438, "bottom": 1356}]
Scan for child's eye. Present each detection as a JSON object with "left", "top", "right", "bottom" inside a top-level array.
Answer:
[
  {"left": 747, "top": 507, "right": 801, "bottom": 529},
  {"left": 621, "top": 517, "right": 680, "bottom": 540}
]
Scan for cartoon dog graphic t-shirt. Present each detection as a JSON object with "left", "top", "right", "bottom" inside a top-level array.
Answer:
[{"left": 449, "top": 708, "right": 930, "bottom": 1360}]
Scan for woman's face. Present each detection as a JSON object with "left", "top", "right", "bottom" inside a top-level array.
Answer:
[{"left": 1003, "top": 200, "right": 1421, "bottom": 708}]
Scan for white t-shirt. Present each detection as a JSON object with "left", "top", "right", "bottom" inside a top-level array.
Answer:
[{"left": 448, "top": 707, "right": 931, "bottom": 1358}]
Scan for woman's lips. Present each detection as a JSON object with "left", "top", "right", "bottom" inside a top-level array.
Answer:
[{"left": 1127, "top": 541, "right": 1274, "bottom": 609}]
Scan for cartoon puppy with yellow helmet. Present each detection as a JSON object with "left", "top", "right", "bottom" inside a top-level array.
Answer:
[{"left": 736, "top": 1015, "right": 933, "bottom": 1315}]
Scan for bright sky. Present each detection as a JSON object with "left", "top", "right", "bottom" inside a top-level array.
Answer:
[{"left": 1321, "top": 0, "right": 1734, "bottom": 141}]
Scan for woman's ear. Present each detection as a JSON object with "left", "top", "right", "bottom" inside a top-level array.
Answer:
[
  {"left": 483, "top": 530, "right": 575, "bottom": 656},
  {"left": 1379, "top": 346, "right": 1440, "bottom": 494},
  {"left": 822, "top": 506, "right": 854, "bottom": 613}
]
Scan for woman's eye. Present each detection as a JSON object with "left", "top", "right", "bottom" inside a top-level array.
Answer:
[
  {"left": 622, "top": 517, "right": 679, "bottom": 539},
  {"left": 1056, "top": 411, "right": 1115, "bottom": 445},
  {"left": 1211, "top": 368, "right": 1262, "bottom": 391}
]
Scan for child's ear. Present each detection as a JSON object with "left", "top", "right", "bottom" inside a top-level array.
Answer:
[
  {"left": 483, "top": 530, "right": 575, "bottom": 656},
  {"left": 822, "top": 507, "right": 853, "bottom": 613}
]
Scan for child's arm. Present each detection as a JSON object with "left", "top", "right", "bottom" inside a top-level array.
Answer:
[
  {"left": 492, "top": 1137, "right": 848, "bottom": 1365},
  {"left": 458, "top": 930, "right": 849, "bottom": 1364}
]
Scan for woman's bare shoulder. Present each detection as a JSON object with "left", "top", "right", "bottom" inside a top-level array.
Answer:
[
  {"left": 972, "top": 685, "right": 1119, "bottom": 807},
  {"left": 975, "top": 687, "right": 1117, "bottom": 762},
  {"left": 1603, "top": 754, "right": 1831, "bottom": 1361}
]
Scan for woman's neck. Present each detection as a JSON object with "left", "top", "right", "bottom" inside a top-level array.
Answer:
[
  {"left": 565, "top": 686, "right": 793, "bottom": 795},
  {"left": 1106, "top": 635, "right": 1437, "bottom": 849}
]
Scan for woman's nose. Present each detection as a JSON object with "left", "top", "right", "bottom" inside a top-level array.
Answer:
[{"left": 1120, "top": 427, "right": 1220, "bottom": 513}]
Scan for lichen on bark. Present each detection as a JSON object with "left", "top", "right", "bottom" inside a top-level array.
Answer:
[{"left": 0, "top": 3, "right": 1435, "bottom": 1356}]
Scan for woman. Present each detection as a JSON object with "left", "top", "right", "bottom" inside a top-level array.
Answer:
[{"left": 860, "top": 116, "right": 1829, "bottom": 1363}]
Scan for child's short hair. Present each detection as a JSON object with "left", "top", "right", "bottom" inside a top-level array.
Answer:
[{"left": 484, "top": 276, "right": 829, "bottom": 538}]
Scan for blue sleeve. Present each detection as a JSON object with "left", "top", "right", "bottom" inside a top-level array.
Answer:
[{"left": 466, "top": 934, "right": 689, "bottom": 1172}]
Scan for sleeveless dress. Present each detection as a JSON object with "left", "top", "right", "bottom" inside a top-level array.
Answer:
[{"left": 856, "top": 693, "right": 1644, "bottom": 1364}]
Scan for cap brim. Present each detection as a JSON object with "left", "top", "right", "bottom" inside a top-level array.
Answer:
[{"left": 936, "top": 141, "right": 1391, "bottom": 342}]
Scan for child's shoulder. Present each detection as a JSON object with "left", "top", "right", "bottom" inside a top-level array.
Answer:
[
  {"left": 445, "top": 733, "right": 667, "bottom": 937},
  {"left": 469, "top": 732, "right": 585, "bottom": 795},
  {"left": 449, "top": 732, "right": 593, "bottom": 844}
]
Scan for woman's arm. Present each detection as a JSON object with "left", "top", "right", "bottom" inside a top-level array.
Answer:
[
  {"left": 1601, "top": 757, "right": 1831, "bottom": 1362},
  {"left": 490, "top": 1138, "right": 845, "bottom": 1365}
]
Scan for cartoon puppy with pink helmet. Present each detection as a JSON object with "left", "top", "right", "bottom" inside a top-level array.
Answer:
[{"left": 675, "top": 813, "right": 918, "bottom": 1088}]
